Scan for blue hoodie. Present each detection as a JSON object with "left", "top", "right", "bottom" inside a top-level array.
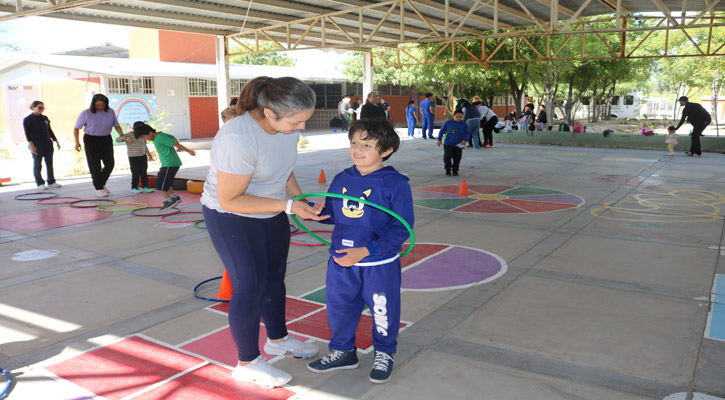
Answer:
[
  {"left": 322, "top": 165, "right": 414, "bottom": 265},
  {"left": 437, "top": 119, "right": 470, "bottom": 146}
]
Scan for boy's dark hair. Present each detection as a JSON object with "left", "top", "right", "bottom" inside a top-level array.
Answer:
[
  {"left": 667, "top": 125, "right": 676, "bottom": 131},
  {"left": 425, "top": 93, "right": 433, "bottom": 98},
  {"left": 453, "top": 109, "right": 464, "bottom": 115},
  {"left": 348, "top": 118, "right": 400, "bottom": 161},
  {"left": 133, "top": 122, "right": 155, "bottom": 139},
  {"left": 408, "top": 100, "right": 414, "bottom": 106}
]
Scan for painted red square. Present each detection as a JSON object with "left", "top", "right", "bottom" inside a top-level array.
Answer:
[
  {"left": 401, "top": 243, "right": 448, "bottom": 269},
  {"left": 181, "top": 325, "right": 313, "bottom": 367},
  {"left": 133, "top": 363, "right": 294, "bottom": 400},
  {"left": 286, "top": 310, "right": 377, "bottom": 350},
  {"left": 45, "top": 336, "right": 204, "bottom": 400}
]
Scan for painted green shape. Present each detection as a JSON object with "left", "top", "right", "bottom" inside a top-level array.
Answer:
[
  {"left": 500, "top": 187, "right": 564, "bottom": 196},
  {"left": 414, "top": 198, "right": 476, "bottom": 210},
  {"left": 302, "top": 288, "right": 327, "bottom": 304}
]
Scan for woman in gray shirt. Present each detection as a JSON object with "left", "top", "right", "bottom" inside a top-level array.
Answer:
[{"left": 201, "top": 76, "right": 328, "bottom": 388}]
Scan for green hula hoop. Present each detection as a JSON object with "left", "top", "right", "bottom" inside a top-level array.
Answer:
[
  {"left": 97, "top": 202, "right": 148, "bottom": 212},
  {"left": 291, "top": 192, "right": 415, "bottom": 257}
]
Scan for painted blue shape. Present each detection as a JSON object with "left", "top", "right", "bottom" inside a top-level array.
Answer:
[{"left": 708, "top": 274, "right": 725, "bottom": 341}]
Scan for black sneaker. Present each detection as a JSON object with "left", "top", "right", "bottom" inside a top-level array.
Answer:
[
  {"left": 453, "top": 171, "right": 459, "bottom": 176},
  {"left": 160, "top": 194, "right": 181, "bottom": 210},
  {"left": 369, "top": 350, "right": 394, "bottom": 383},
  {"left": 445, "top": 171, "right": 451, "bottom": 176},
  {"left": 307, "top": 349, "right": 359, "bottom": 373}
]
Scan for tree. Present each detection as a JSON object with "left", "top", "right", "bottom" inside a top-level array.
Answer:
[
  {"left": 229, "top": 41, "right": 296, "bottom": 66},
  {"left": 0, "top": 25, "right": 20, "bottom": 52}
]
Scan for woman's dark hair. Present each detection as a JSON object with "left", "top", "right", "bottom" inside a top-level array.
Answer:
[
  {"left": 89, "top": 94, "right": 110, "bottom": 113},
  {"left": 30, "top": 100, "right": 44, "bottom": 109},
  {"left": 408, "top": 100, "right": 414, "bottom": 106},
  {"left": 458, "top": 99, "right": 470, "bottom": 109},
  {"left": 348, "top": 118, "right": 400, "bottom": 161},
  {"left": 235, "top": 76, "right": 316, "bottom": 119}
]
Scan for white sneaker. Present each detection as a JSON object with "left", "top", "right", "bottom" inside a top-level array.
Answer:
[
  {"left": 48, "top": 182, "right": 62, "bottom": 188},
  {"left": 231, "top": 356, "right": 292, "bottom": 388},
  {"left": 37, "top": 184, "right": 47, "bottom": 190},
  {"left": 102, "top": 186, "right": 110, "bottom": 195},
  {"left": 264, "top": 335, "right": 319, "bottom": 359},
  {"left": 96, "top": 189, "right": 108, "bottom": 197}
]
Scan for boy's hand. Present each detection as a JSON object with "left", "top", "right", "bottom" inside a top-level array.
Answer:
[
  {"left": 334, "top": 247, "right": 370, "bottom": 267},
  {"left": 436, "top": 140, "right": 442, "bottom": 147},
  {"left": 188, "top": 149, "right": 196, "bottom": 156},
  {"left": 461, "top": 141, "right": 467, "bottom": 146},
  {"left": 147, "top": 154, "right": 154, "bottom": 161}
]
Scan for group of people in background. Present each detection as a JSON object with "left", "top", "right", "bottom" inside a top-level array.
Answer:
[{"left": 337, "top": 93, "right": 392, "bottom": 132}]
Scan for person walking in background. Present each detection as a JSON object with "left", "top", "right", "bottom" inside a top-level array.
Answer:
[
  {"left": 351, "top": 95, "right": 361, "bottom": 121},
  {"left": 405, "top": 100, "right": 418, "bottom": 137},
  {"left": 338, "top": 96, "right": 351, "bottom": 132},
  {"left": 675, "top": 96, "right": 711, "bottom": 157},
  {"left": 201, "top": 76, "right": 327, "bottom": 389},
  {"left": 73, "top": 93, "right": 124, "bottom": 197},
  {"left": 536, "top": 105, "right": 548, "bottom": 130},
  {"left": 116, "top": 122, "right": 154, "bottom": 193},
  {"left": 381, "top": 98, "right": 391, "bottom": 119},
  {"left": 436, "top": 110, "right": 470, "bottom": 176},
  {"left": 24, "top": 101, "right": 61, "bottom": 190},
  {"left": 420, "top": 93, "right": 435, "bottom": 139}
]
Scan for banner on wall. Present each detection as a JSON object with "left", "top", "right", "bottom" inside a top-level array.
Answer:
[{"left": 109, "top": 94, "right": 158, "bottom": 135}]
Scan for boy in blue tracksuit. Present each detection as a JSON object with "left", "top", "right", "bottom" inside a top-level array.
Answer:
[
  {"left": 436, "top": 110, "right": 470, "bottom": 176},
  {"left": 307, "top": 118, "right": 414, "bottom": 384}
]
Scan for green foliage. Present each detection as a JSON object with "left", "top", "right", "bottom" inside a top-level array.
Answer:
[
  {"left": 71, "top": 149, "right": 88, "bottom": 176},
  {"left": 0, "top": 25, "right": 20, "bottom": 52},
  {"left": 148, "top": 110, "right": 173, "bottom": 133},
  {"left": 230, "top": 41, "right": 296, "bottom": 66}
]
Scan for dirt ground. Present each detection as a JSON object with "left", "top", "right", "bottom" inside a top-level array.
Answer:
[{"left": 553, "top": 118, "right": 723, "bottom": 136}]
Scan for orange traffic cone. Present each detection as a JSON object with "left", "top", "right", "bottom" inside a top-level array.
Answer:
[
  {"left": 216, "top": 269, "right": 233, "bottom": 301},
  {"left": 458, "top": 180, "right": 469, "bottom": 196},
  {"left": 318, "top": 169, "right": 326, "bottom": 183}
]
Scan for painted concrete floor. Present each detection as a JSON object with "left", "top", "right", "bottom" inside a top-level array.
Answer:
[{"left": 1, "top": 130, "right": 724, "bottom": 400}]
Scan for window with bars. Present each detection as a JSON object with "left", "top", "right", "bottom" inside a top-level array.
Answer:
[
  {"left": 346, "top": 82, "right": 363, "bottom": 97},
  {"left": 377, "top": 84, "right": 411, "bottom": 97},
  {"left": 310, "top": 83, "right": 342, "bottom": 109},
  {"left": 188, "top": 78, "right": 217, "bottom": 97},
  {"left": 230, "top": 78, "right": 250, "bottom": 96},
  {"left": 107, "top": 77, "right": 154, "bottom": 94}
]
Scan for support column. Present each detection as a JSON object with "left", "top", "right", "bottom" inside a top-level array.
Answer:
[
  {"left": 216, "top": 36, "right": 230, "bottom": 125},
  {"left": 363, "top": 52, "right": 373, "bottom": 97}
]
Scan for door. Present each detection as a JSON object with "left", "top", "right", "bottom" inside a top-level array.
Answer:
[
  {"left": 4, "top": 84, "right": 36, "bottom": 144},
  {"left": 155, "top": 77, "right": 191, "bottom": 139}
]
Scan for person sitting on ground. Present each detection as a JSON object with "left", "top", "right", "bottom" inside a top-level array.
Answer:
[
  {"left": 133, "top": 122, "right": 196, "bottom": 210},
  {"left": 436, "top": 110, "right": 470, "bottom": 176}
]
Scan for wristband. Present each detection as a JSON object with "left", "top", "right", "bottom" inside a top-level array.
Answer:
[{"left": 285, "top": 199, "right": 294, "bottom": 215}]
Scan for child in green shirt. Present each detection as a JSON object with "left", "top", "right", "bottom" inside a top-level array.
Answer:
[{"left": 133, "top": 121, "right": 196, "bottom": 210}]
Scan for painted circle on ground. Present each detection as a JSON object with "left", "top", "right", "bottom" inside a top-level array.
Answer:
[
  {"left": 413, "top": 184, "right": 585, "bottom": 214},
  {"left": 12, "top": 249, "right": 60, "bottom": 261},
  {"left": 400, "top": 243, "right": 507, "bottom": 291}
]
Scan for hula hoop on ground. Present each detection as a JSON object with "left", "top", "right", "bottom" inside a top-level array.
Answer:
[
  {"left": 193, "top": 275, "right": 229, "bottom": 303},
  {"left": 15, "top": 192, "right": 59, "bottom": 201},
  {"left": 131, "top": 206, "right": 180, "bottom": 217},
  {"left": 1, "top": 367, "right": 13, "bottom": 398},
  {"left": 36, "top": 196, "right": 82, "bottom": 205},
  {"left": 69, "top": 199, "right": 115, "bottom": 208},
  {"left": 290, "top": 230, "right": 333, "bottom": 246},
  {"left": 97, "top": 203, "right": 147, "bottom": 212},
  {"left": 289, "top": 223, "right": 299, "bottom": 234},
  {"left": 291, "top": 192, "right": 415, "bottom": 257},
  {"left": 160, "top": 211, "right": 203, "bottom": 223},
  {"left": 193, "top": 220, "right": 206, "bottom": 229}
]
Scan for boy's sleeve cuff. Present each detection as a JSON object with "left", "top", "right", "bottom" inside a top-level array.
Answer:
[{"left": 365, "top": 242, "right": 380, "bottom": 256}]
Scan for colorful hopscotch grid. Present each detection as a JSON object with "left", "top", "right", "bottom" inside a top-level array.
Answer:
[
  {"left": 44, "top": 335, "right": 295, "bottom": 400},
  {"left": 706, "top": 274, "right": 725, "bottom": 341}
]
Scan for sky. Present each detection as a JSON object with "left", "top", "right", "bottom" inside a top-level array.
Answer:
[{"left": 0, "top": 16, "right": 350, "bottom": 68}]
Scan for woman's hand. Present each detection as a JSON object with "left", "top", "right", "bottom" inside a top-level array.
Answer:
[
  {"left": 74, "top": 143, "right": 81, "bottom": 152},
  {"left": 55, "top": 141, "right": 61, "bottom": 150},
  {"left": 333, "top": 247, "right": 370, "bottom": 267},
  {"left": 29, "top": 143, "right": 37, "bottom": 154},
  {"left": 292, "top": 200, "right": 330, "bottom": 221}
]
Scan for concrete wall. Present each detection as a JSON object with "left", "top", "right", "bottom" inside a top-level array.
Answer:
[
  {"left": 189, "top": 97, "right": 219, "bottom": 138},
  {"left": 492, "top": 130, "right": 725, "bottom": 153},
  {"left": 158, "top": 31, "right": 216, "bottom": 64},
  {"left": 129, "top": 29, "right": 160, "bottom": 60}
]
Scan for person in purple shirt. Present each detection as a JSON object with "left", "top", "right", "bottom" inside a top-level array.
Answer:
[{"left": 73, "top": 94, "right": 124, "bottom": 197}]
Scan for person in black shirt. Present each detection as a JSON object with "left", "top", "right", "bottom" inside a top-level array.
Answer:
[
  {"left": 675, "top": 96, "right": 711, "bottom": 156},
  {"left": 359, "top": 91, "right": 386, "bottom": 119},
  {"left": 23, "top": 101, "right": 61, "bottom": 189}
]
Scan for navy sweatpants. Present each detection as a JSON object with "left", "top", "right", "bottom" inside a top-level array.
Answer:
[
  {"left": 202, "top": 206, "right": 290, "bottom": 362},
  {"left": 326, "top": 257, "right": 401, "bottom": 354}
]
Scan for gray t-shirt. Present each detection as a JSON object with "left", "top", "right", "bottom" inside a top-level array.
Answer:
[{"left": 200, "top": 112, "right": 300, "bottom": 219}]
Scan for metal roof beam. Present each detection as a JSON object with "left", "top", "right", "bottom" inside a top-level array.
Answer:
[{"left": 0, "top": 0, "right": 110, "bottom": 21}]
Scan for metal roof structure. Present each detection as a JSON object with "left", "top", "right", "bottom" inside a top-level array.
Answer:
[{"left": 1, "top": 1, "right": 723, "bottom": 66}]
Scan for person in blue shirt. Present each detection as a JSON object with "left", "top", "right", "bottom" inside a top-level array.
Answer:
[
  {"left": 307, "top": 118, "right": 414, "bottom": 385},
  {"left": 405, "top": 100, "right": 418, "bottom": 137},
  {"left": 23, "top": 101, "right": 61, "bottom": 189},
  {"left": 436, "top": 110, "right": 470, "bottom": 176},
  {"left": 419, "top": 93, "right": 435, "bottom": 139}
]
